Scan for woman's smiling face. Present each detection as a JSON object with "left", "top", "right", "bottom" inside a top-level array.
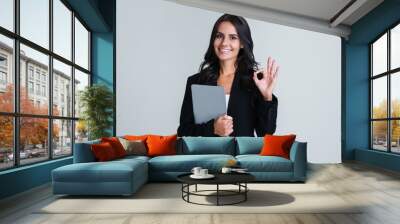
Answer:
[{"left": 213, "top": 21, "right": 242, "bottom": 63}]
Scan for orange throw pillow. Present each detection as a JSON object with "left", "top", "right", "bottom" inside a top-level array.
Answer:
[
  {"left": 146, "top": 134, "right": 177, "bottom": 157},
  {"left": 91, "top": 142, "right": 117, "bottom": 161},
  {"left": 124, "top": 135, "right": 150, "bottom": 141},
  {"left": 260, "top": 134, "right": 296, "bottom": 159},
  {"left": 101, "top": 137, "right": 127, "bottom": 158}
]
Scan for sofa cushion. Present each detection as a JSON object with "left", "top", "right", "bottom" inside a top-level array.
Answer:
[
  {"left": 148, "top": 154, "right": 235, "bottom": 172},
  {"left": 236, "top": 155, "right": 293, "bottom": 172},
  {"left": 235, "top": 137, "right": 263, "bottom": 155},
  {"left": 52, "top": 158, "right": 147, "bottom": 183},
  {"left": 181, "top": 137, "right": 235, "bottom": 155},
  {"left": 116, "top": 155, "right": 150, "bottom": 163}
]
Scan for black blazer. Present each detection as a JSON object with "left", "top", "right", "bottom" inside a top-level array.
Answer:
[{"left": 177, "top": 72, "right": 278, "bottom": 137}]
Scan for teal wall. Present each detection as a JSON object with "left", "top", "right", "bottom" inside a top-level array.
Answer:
[
  {"left": 92, "top": 33, "right": 113, "bottom": 87},
  {"left": 344, "top": 0, "right": 400, "bottom": 171},
  {"left": 355, "top": 148, "right": 400, "bottom": 172},
  {"left": 91, "top": 32, "right": 114, "bottom": 135},
  {"left": 0, "top": 0, "right": 115, "bottom": 200},
  {"left": 90, "top": 0, "right": 115, "bottom": 135}
]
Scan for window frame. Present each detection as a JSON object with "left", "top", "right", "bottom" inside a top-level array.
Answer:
[
  {"left": 370, "top": 20, "right": 400, "bottom": 154},
  {"left": 0, "top": 0, "right": 92, "bottom": 171}
]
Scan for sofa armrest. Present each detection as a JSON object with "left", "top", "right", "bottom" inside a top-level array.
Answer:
[
  {"left": 289, "top": 141, "right": 307, "bottom": 181},
  {"left": 73, "top": 140, "right": 100, "bottom": 163}
]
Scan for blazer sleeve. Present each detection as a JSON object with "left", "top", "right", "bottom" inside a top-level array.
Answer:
[
  {"left": 254, "top": 93, "right": 278, "bottom": 136},
  {"left": 177, "top": 77, "right": 216, "bottom": 137}
]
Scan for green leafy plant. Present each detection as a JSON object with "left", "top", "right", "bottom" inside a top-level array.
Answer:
[{"left": 79, "top": 84, "right": 114, "bottom": 140}]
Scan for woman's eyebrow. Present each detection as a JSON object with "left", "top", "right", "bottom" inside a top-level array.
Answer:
[{"left": 216, "top": 32, "right": 239, "bottom": 37}]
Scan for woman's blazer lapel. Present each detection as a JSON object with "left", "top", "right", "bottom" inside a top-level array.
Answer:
[{"left": 227, "top": 72, "right": 240, "bottom": 116}]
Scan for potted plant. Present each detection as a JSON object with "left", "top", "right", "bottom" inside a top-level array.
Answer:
[{"left": 79, "top": 84, "right": 114, "bottom": 140}]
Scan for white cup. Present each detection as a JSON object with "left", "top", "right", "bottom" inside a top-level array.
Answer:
[
  {"left": 221, "top": 167, "right": 232, "bottom": 174},
  {"left": 200, "top": 169, "right": 208, "bottom": 176},
  {"left": 191, "top": 167, "right": 202, "bottom": 176}
]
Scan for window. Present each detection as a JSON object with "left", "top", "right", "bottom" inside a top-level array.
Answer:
[
  {"left": 371, "top": 23, "right": 400, "bottom": 154},
  {"left": 74, "top": 69, "right": 89, "bottom": 118},
  {"left": 42, "top": 85, "right": 46, "bottom": 97},
  {"left": 54, "top": 88, "right": 58, "bottom": 105},
  {"left": 53, "top": 0, "right": 72, "bottom": 60},
  {"left": 35, "top": 70, "right": 40, "bottom": 81},
  {"left": 29, "top": 67, "right": 34, "bottom": 80},
  {"left": 20, "top": 0, "right": 49, "bottom": 49},
  {"left": 53, "top": 119, "right": 72, "bottom": 158},
  {"left": 35, "top": 84, "right": 40, "bottom": 95},
  {"left": 53, "top": 59, "right": 71, "bottom": 117},
  {"left": 0, "top": 116, "right": 13, "bottom": 170},
  {"left": 0, "top": 71, "right": 6, "bottom": 84},
  {"left": 0, "top": 0, "right": 14, "bottom": 32},
  {"left": 0, "top": 35, "right": 13, "bottom": 112},
  {"left": 0, "top": 0, "right": 91, "bottom": 170},
  {"left": 28, "top": 81, "right": 34, "bottom": 94},
  {"left": 0, "top": 54, "right": 7, "bottom": 88},
  {"left": 20, "top": 117, "right": 49, "bottom": 165},
  {"left": 0, "top": 55, "right": 7, "bottom": 67},
  {"left": 75, "top": 17, "right": 89, "bottom": 70}
]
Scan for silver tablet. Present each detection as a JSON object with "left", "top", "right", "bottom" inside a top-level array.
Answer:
[{"left": 191, "top": 84, "right": 226, "bottom": 124}]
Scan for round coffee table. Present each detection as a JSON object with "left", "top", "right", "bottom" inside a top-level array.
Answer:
[{"left": 177, "top": 173, "right": 255, "bottom": 206}]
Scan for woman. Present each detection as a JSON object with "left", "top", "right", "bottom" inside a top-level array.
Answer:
[{"left": 177, "top": 14, "right": 279, "bottom": 137}]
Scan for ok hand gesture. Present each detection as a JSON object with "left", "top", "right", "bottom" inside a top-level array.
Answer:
[{"left": 252, "top": 57, "right": 279, "bottom": 101}]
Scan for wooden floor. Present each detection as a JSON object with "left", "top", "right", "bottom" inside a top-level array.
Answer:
[{"left": 1, "top": 162, "right": 400, "bottom": 224}]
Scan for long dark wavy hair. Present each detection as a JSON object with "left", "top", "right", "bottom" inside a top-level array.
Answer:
[{"left": 199, "top": 14, "right": 258, "bottom": 91}]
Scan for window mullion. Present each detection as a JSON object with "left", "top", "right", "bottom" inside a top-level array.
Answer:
[
  {"left": 388, "top": 30, "right": 391, "bottom": 152},
  {"left": 13, "top": 0, "right": 20, "bottom": 167},
  {"left": 49, "top": 0, "right": 54, "bottom": 160},
  {"left": 71, "top": 10, "right": 76, "bottom": 155},
  {"left": 370, "top": 45, "right": 373, "bottom": 149}
]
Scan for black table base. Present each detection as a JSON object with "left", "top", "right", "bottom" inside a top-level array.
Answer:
[{"left": 181, "top": 183, "right": 249, "bottom": 206}]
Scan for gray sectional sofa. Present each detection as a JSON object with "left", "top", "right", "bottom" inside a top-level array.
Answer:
[{"left": 52, "top": 137, "right": 307, "bottom": 196}]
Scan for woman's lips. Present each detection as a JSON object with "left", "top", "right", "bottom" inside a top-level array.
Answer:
[{"left": 219, "top": 48, "right": 232, "bottom": 54}]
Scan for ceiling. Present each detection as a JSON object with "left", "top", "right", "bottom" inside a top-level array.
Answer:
[
  {"left": 168, "top": 0, "right": 384, "bottom": 38},
  {"left": 225, "top": 0, "right": 358, "bottom": 25},
  {"left": 65, "top": 0, "right": 114, "bottom": 32}
]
